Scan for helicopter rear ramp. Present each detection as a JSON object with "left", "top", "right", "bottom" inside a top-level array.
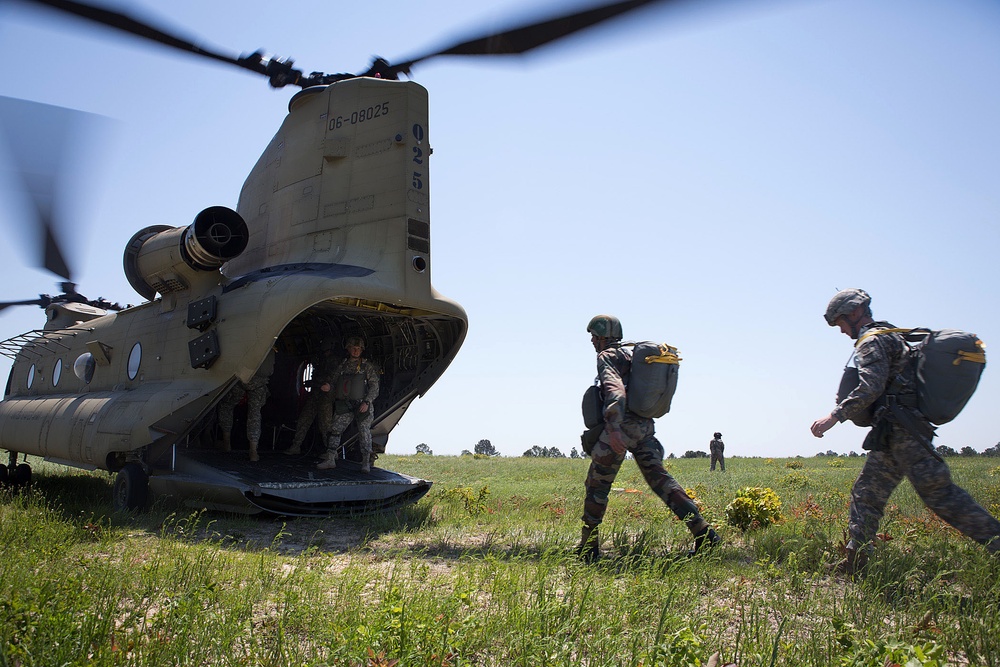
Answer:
[{"left": 149, "top": 450, "right": 431, "bottom": 516}]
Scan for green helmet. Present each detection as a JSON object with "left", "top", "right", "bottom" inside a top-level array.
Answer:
[
  {"left": 824, "top": 289, "right": 871, "bottom": 326},
  {"left": 344, "top": 336, "right": 366, "bottom": 350},
  {"left": 587, "top": 315, "right": 623, "bottom": 341}
]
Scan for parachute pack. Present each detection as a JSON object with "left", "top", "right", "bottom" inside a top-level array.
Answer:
[
  {"left": 625, "top": 341, "right": 682, "bottom": 419},
  {"left": 581, "top": 341, "right": 682, "bottom": 426},
  {"left": 842, "top": 327, "right": 986, "bottom": 426}
]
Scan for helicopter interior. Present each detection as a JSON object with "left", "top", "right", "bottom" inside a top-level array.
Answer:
[{"left": 188, "top": 304, "right": 464, "bottom": 464}]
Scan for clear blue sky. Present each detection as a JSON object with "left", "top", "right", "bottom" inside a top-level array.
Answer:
[{"left": 1, "top": 0, "right": 998, "bottom": 458}]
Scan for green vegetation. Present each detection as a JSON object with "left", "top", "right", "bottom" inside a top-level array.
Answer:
[{"left": 2, "top": 455, "right": 1000, "bottom": 666}]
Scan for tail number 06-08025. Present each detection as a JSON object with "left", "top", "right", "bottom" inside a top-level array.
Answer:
[
  {"left": 328, "top": 102, "right": 390, "bottom": 130},
  {"left": 411, "top": 123, "right": 425, "bottom": 190}
]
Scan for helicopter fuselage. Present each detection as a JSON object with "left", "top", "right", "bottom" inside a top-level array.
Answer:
[{"left": 0, "top": 77, "right": 467, "bottom": 513}]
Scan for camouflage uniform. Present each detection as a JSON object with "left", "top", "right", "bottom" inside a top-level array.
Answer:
[
  {"left": 582, "top": 344, "right": 709, "bottom": 535},
  {"left": 218, "top": 348, "right": 275, "bottom": 460},
  {"left": 326, "top": 356, "right": 381, "bottom": 469},
  {"left": 834, "top": 321, "right": 1000, "bottom": 555},
  {"left": 287, "top": 351, "right": 338, "bottom": 454},
  {"left": 710, "top": 436, "right": 725, "bottom": 472}
]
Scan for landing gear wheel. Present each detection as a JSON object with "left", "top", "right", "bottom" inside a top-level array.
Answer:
[
  {"left": 113, "top": 463, "right": 149, "bottom": 512},
  {"left": 11, "top": 463, "right": 31, "bottom": 487}
]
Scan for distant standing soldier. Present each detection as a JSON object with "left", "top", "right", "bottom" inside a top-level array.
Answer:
[
  {"left": 810, "top": 289, "right": 1000, "bottom": 574},
  {"left": 285, "top": 344, "right": 339, "bottom": 456},
  {"left": 318, "top": 336, "right": 381, "bottom": 472},
  {"left": 710, "top": 432, "right": 725, "bottom": 472},
  {"left": 577, "top": 315, "right": 720, "bottom": 561},
  {"left": 218, "top": 347, "right": 276, "bottom": 462}
]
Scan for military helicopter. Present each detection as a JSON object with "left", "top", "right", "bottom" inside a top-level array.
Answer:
[{"left": 0, "top": 0, "right": 670, "bottom": 515}]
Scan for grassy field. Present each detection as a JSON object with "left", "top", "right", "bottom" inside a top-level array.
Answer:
[{"left": 2, "top": 454, "right": 1000, "bottom": 666}]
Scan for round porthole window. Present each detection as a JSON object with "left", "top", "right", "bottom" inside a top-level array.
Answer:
[
  {"left": 27, "top": 364, "right": 36, "bottom": 389},
  {"left": 53, "top": 359, "right": 62, "bottom": 386},
  {"left": 74, "top": 353, "right": 95, "bottom": 384},
  {"left": 127, "top": 342, "right": 142, "bottom": 380}
]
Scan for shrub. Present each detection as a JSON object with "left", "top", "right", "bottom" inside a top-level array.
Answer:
[
  {"left": 725, "top": 487, "right": 782, "bottom": 531},
  {"left": 784, "top": 460, "right": 804, "bottom": 469}
]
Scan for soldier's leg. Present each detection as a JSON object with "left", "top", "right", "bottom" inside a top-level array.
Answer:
[
  {"left": 216, "top": 387, "right": 244, "bottom": 452},
  {"left": 356, "top": 411, "right": 374, "bottom": 473},
  {"left": 896, "top": 434, "right": 1000, "bottom": 553},
  {"left": 244, "top": 381, "right": 268, "bottom": 462},
  {"left": 847, "top": 446, "right": 904, "bottom": 556},
  {"left": 633, "top": 436, "right": 710, "bottom": 535},
  {"left": 578, "top": 438, "right": 626, "bottom": 561},
  {"left": 287, "top": 396, "right": 319, "bottom": 454},
  {"left": 316, "top": 396, "right": 334, "bottom": 453},
  {"left": 719, "top": 454, "right": 725, "bottom": 472},
  {"left": 710, "top": 453, "right": 717, "bottom": 472},
  {"left": 318, "top": 411, "right": 353, "bottom": 469}
]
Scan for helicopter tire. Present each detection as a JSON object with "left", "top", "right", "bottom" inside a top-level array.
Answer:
[
  {"left": 113, "top": 463, "right": 149, "bottom": 512},
  {"left": 11, "top": 463, "right": 31, "bottom": 487}
]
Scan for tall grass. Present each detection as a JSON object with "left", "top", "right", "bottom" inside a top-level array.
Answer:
[{"left": 2, "top": 455, "right": 998, "bottom": 666}]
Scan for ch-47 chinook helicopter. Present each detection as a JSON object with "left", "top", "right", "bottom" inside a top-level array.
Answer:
[{"left": 0, "top": 0, "right": 669, "bottom": 515}]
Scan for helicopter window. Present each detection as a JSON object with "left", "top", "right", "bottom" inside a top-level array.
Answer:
[
  {"left": 127, "top": 342, "right": 142, "bottom": 380},
  {"left": 27, "top": 364, "right": 36, "bottom": 389},
  {"left": 52, "top": 359, "right": 62, "bottom": 386},
  {"left": 74, "top": 353, "right": 95, "bottom": 384},
  {"left": 299, "top": 362, "right": 314, "bottom": 393}
]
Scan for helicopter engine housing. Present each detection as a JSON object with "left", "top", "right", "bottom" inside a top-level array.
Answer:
[{"left": 123, "top": 206, "right": 248, "bottom": 300}]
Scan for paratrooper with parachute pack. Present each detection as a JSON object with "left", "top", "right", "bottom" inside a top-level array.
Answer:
[
  {"left": 577, "top": 315, "right": 719, "bottom": 562},
  {"left": 810, "top": 288, "right": 1000, "bottom": 574}
]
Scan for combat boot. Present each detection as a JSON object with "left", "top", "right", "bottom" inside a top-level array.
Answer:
[
  {"left": 248, "top": 440, "right": 259, "bottom": 462},
  {"left": 316, "top": 451, "right": 338, "bottom": 470},
  {"left": 831, "top": 546, "right": 868, "bottom": 577},
  {"left": 576, "top": 525, "right": 600, "bottom": 563},
  {"left": 284, "top": 442, "right": 301, "bottom": 456},
  {"left": 689, "top": 526, "right": 721, "bottom": 557},
  {"left": 218, "top": 431, "right": 232, "bottom": 452}
]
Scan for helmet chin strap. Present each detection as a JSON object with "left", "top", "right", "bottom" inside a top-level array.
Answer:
[{"left": 846, "top": 313, "right": 864, "bottom": 339}]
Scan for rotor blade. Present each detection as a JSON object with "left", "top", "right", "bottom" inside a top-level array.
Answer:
[
  {"left": 0, "top": 95, "right": 79, "bottom": 280},
  {"left": 19, "top": 0, "right": 274, "bottom": 80},
  {"left": 0, "top": 298, "right": 47, "bottom": 312},
  {"left": 391, "top": 0, "right": 669, "bottom": 73}
]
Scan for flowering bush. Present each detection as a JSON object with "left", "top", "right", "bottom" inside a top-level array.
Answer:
[{"left": 725, "top": 487, "right": 783, "bottom": 531}]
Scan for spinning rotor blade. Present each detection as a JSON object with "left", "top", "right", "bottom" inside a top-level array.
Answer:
[
  {"left": 0, "top": 298, "right": 47, "bottom": 313},
  {"left": 0, "top": 95, "right": 80, "bottom": 281},
  {"left": 17, "top": 0, "right": 304, "bottom": 86},
  {"left": 390, "top": 0, "right": 671, "bottom": 75}
]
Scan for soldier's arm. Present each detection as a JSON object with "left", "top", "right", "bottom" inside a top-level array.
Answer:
[
  {"left": 363, "top": 360, "right": 380, "bottom": 403},
  {"left": 831, "top": 337, "right": 892, "bottom": 423}
]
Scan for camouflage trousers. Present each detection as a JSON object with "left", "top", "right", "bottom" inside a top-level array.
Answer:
[
  {"left": 327, "top": 405, "right": 374, "bottom": 462},
  {"left": 582, "top": 417, "right": 707, "bottom": 534},
  {"left": 217, "top": 377, "right": 269, "bottom": 444},
  {"left": 291, "top": 393, "right": 334, "bottom": 449},
  {"left": 849, "top": 423, "right": 1000, "bottom": 554},
  {"left": 711, "top": 452, "right": 725, "bottom": 472}
]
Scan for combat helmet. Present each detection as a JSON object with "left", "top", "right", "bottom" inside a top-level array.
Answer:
[
  {"left": 714, "top": 432, "right": 722, "bottom": 439},
  {"left": 344, "top": 336, "right": 366, "bottom": 350},
  {"left": 587, "top": 315, "right": 623, "bottom": 341},
  {"left": 824, "top": 289, "right": 871, "bottom": 326}
]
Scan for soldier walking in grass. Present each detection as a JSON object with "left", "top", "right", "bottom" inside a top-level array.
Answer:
[
  {"left": 710, "top": 432, "right": 725, "bottom": 472},
  {"left": 577, "top": 315, "right": 720, "bottom": 562},
  {"left": 810, "top": 288, "right": 1000, "bottom": 574}
]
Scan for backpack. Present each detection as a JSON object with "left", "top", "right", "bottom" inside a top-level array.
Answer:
[
  {"left": 844, "top": 327, "right": 986, "bottom": 425},
  {"left": 625, "top": 341, "right": 681, "bottom": 418}
]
